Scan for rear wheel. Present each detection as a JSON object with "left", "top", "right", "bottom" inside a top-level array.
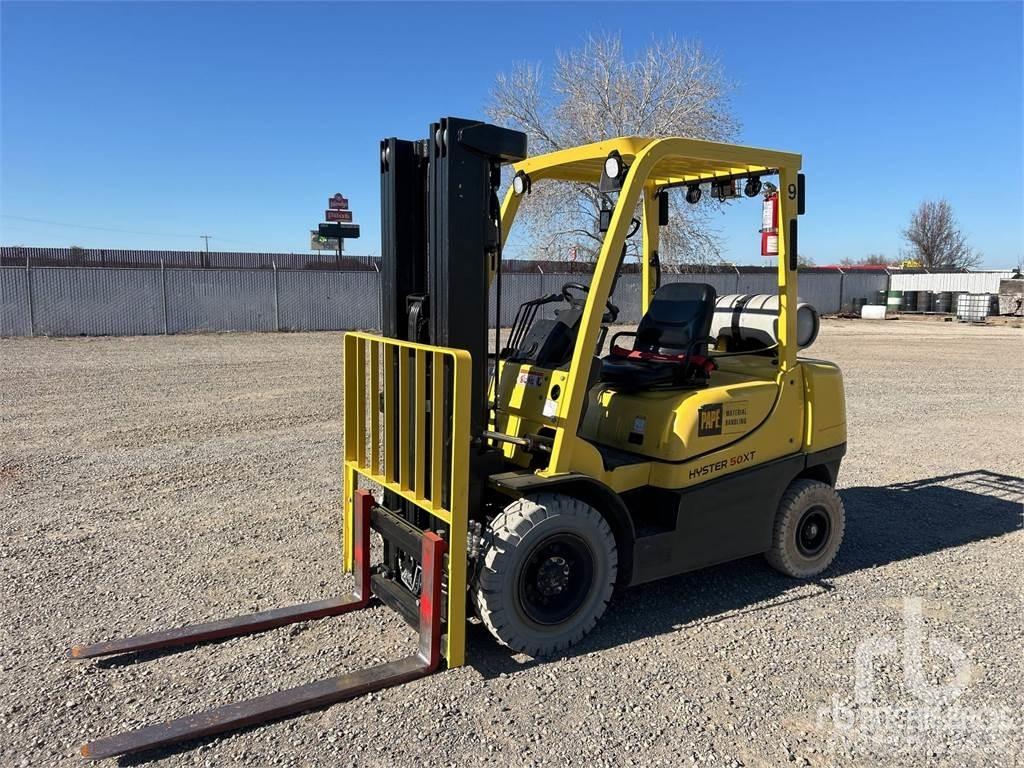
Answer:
[
  {"left": 765, "top": 479, "right": 845, "bottom": 578},
  {"left": 471, "top": 494, "right": 617, "bottom": 657}
]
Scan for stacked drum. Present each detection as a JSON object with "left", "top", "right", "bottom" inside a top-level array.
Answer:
[{"left": 933, "top": 291, "right": 954, "bottom": 314}]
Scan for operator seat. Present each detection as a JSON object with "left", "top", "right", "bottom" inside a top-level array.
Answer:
[{"left": 600, "top": 282, "right": 717, "bottom": 389}]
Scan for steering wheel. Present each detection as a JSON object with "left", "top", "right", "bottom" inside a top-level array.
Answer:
[{"left": 561, "top": 282, "right": 619, "bottom": 324}]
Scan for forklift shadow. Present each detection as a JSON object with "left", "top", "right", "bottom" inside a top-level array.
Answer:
[{"left": 467, "top": 469, "right": 1023, "bottom": 677}]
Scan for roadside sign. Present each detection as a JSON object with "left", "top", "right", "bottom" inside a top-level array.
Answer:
[
  {"left": 326, "top": 209, "right": 353, "bottom": 223},
  {"left": 328, "top": 194, "right": 349, "bottom": 211},
  {"left": 310, "top": 230, "right": 340, "bottom": 251},
  {"left": 319, "top": 223, "right": 360, "bottom": 239}
]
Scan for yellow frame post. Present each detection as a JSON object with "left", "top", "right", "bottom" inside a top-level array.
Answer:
[
  {"left": 641, "top": 184, "right": 660, "bottom": 314},
  {"left": 776, "top": 167, "right": 799, "bottom": 372}
]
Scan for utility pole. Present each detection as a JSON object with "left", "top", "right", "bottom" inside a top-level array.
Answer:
[{"left": 201, "top": 235, "right": 210, "bottom": 268}]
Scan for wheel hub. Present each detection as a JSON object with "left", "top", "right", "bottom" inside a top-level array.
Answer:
[
  {"left": 517, "top": 534, "right": 596, "bottom": 626},
  {"left": 796, "top": 507, "right": 830, "bottom": 557},
  {"left": 536, "top": 556, "right": 571, "bottom": 596}
]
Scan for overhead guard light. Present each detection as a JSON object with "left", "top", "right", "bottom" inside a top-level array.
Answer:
[
  {"left": 512, "top": 171, "right": 531, "bottom": 196},
  {"left": 685, "top": 184, "right": 702, "bottom": 205},
  {"left": 599, "top": 150, "right": 629, "bottom": 192}
]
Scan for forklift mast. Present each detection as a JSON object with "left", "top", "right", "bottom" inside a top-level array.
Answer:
[
  {"left": 379, "top": 118, "right": 526, "bottom": 531},
  {"left": 381, "top": 117, "right": 526, "bottom": 420}
]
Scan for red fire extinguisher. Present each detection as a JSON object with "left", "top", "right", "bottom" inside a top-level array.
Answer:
[{"left": 761, "top": 191, "right": 779, "bottom": 257}]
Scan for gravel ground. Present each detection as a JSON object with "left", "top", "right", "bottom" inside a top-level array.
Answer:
[{"left": 1, "top": 318, "right": 1022, "bottom": 768}]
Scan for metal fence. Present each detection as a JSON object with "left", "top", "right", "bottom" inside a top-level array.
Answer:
[
  {"left": 1, "top": 266, "right": 381, "bottom": 337},
  {"left": 3, "top": 264, "right": 1011, "bottom": 338},
  {"left": 0, "top": 246, "right": 379, "bottom": 271}
]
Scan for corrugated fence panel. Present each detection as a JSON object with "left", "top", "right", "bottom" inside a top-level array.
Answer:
[
  {"left": 889, "top": 272, "right": 1013, "bottom": 294},
  {"left": 278, "top": 270, "right": 380, "bottom": 331},
  {"left": 840, "top": 273, "right": 890, "bottom": 309},
  {"left": 165, "top": 269, "right": 274, "bottom": 333},
  {"left": 663, "top": 272, "right": 742, "bottom": 299},
  {"left": 735, "top": 273, "right": 777, "bottom": 296},
  {"left": 1, "top": 268, "right": 32, "bottom": 336},
  {"left": 609, "top": 275, "right": 643, "bottom": 324},
  {"left": 793, "top": 273, "right": 842, "bottom": 314},
  {"left": 489, "top": 273, "right": 573, "bottom": 327},
  {"left": 31, "top": 268, "right": 164, "bottom": 336},
  {"left": 5, "top": 267, "right": 1014, "bottom": 338}
]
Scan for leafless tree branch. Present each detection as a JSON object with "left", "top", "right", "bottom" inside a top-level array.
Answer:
[
  {"left": 901, "top": 199, "right": 980, "bottom": 269},
  {"left": 488, "top": 33, "right": 738, "bottom": 268}
]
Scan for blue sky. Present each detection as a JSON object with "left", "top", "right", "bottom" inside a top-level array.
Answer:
[{"left": 1, "top": 1, "right": 1021, "bottom": 267}]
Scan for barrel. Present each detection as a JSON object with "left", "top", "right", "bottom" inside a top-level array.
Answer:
[
  {"left": 901, "top": 291, "right": 917, "bottom": 311},
  {"left": 710, "top": 294, "right": 820, "bottom": 349},
  {"left": 916, "top": 290, "right": 933, "bottom": 312},
  {"left": 887, "top": 290, "right": 903, "bottom": 311},
  {"left": 852, "top": 297, "right": 867, "bottom": 315},
  {"left": 989, "top": 294, "right": 1000, "bottom": 317},
  {"left": 873, "top": 289, "right": 887, "bottom": 306},
  {"left": 933, "top": 291, "right": 953, "bottom": 313}
]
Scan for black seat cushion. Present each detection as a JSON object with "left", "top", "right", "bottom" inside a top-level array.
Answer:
[
  {"left": 633, "top": 282, "right": 716, "bottom": 355},
  {"left": 600, "top": 357, "right": 679, "bottom": 388},
  {"left": 600, "top": 282, "right": 717, "bottom": 390}
]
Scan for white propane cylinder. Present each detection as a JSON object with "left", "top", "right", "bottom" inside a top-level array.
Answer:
[{"left": 710, "top": 294, "right": 820, "bottom": 350}]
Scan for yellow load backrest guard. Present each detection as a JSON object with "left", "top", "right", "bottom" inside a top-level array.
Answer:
[{"left": 342, "top": 331, "right": 472, "bottom": 668}]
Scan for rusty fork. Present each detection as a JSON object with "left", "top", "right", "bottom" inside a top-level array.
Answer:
[{"left": 70, "top": 489, "right": 447, "bottom": 760}]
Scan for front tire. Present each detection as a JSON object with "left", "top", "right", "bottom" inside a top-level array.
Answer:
[
  {"left": 765, "top": 479, "right": 845, "bottom": 578},
  {"left": 471, "top": 494, "right": 617, "bottom": 657}
]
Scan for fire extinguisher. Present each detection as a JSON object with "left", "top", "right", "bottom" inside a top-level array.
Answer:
[{"left": 760, "top": 191, "right": 779, "bottom": 257}]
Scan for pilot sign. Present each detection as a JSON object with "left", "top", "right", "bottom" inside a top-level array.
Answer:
[{"left": 698, "top": 401, "right": 749, "bottom": 437}]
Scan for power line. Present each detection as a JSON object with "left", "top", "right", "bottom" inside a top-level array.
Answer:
[
  {"left": 0, "top": 214, "right": 199, "bottom": 239},
  {"left": 0, "top": 214, "right": 288, "bottom": 250}
]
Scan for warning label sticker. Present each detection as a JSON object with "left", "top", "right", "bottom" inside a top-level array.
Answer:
[{"left": 518, "top": 371, "right": 543, "bottom": 388}]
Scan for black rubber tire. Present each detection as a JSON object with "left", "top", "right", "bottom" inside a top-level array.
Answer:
[
  {"left": 471, "top": 494, "right": 617, "bottom": 657},
  {"left": 765, "top": 479, "right": 845, "bottom": 578}
]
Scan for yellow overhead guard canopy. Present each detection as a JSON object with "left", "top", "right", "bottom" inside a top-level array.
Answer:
[{"left": 511, "top": 136, "right": 801, "bottom": 186}]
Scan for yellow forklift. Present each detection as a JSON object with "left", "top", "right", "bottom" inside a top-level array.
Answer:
[{"left": 69, "top": 119, "right": 846, "bottom": 759}]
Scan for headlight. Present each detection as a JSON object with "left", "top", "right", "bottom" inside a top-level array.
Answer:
[
  {"left": 604, "top": 154, "right": 623, "bottom": 179},
  {"left": 685, "top": 184, "right": 702, "bottom": 205},
  {"left": 512, "top": 171, "right": 530, "bottom": 195}
]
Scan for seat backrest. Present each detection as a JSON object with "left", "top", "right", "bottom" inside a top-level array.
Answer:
[{"left": 635, "top": 282, "right": 717, "bottom": 355}]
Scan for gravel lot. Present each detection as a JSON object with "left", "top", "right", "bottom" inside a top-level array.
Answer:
[{"left": 2, "top": 318, "right": 1022, "bottom": 768}]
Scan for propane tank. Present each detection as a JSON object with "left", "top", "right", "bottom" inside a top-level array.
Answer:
[{"left": 710, "top": 294, "right": 820, "bottom": 350}]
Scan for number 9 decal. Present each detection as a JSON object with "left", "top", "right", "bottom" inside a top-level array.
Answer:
[{"left": 787, "top": 183, "right": 797, "bottom": 200}]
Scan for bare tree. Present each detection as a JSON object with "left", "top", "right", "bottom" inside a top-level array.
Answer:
[
  {"left": 901, "top": 200, "right": 980, "bottom": 269},
  {"left": 488, "top": 33, "right": 737, "bottom": 268}
]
